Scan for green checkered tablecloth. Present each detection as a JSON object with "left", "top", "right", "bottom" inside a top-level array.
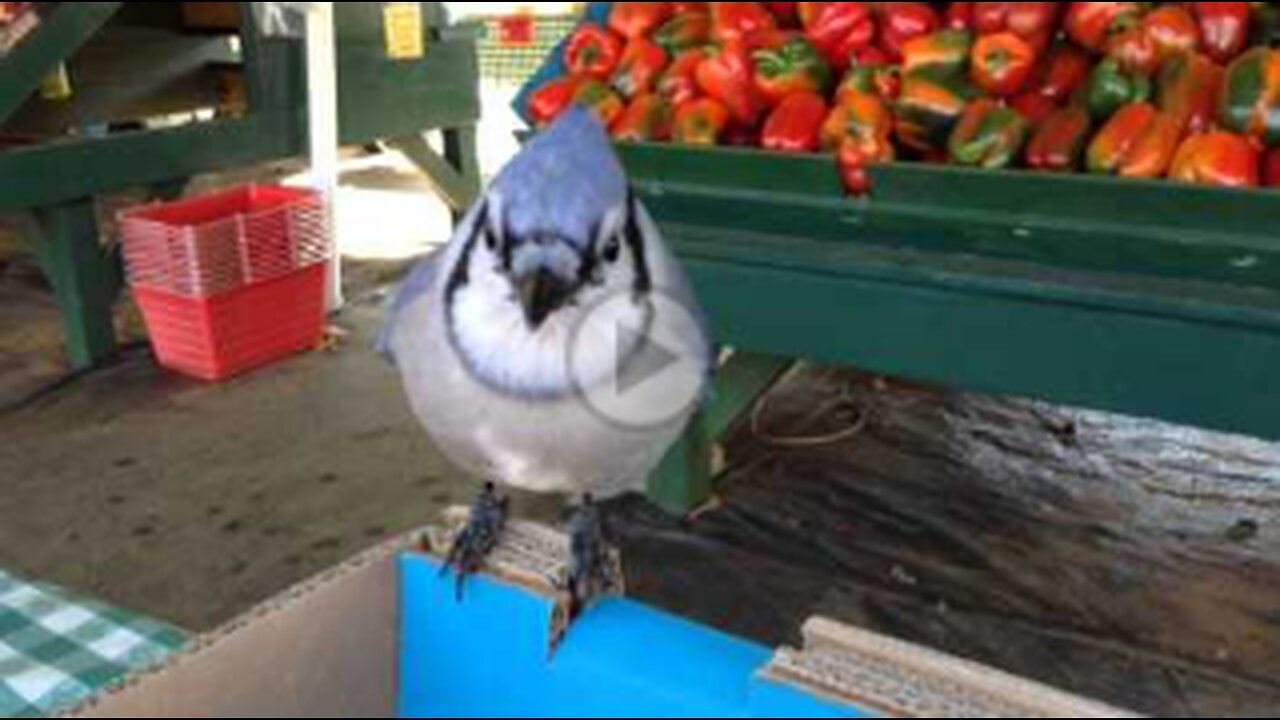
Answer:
[{"left": 0, "top": 569, "right": 187, "bottom": 718}]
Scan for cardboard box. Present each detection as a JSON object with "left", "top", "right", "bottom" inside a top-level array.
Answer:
[
  {"left": 56, "top": 522, "right": 1143, "bottom": 718},
  {"left": 63, "top": 538, "right": 408, "bottom": 718}
]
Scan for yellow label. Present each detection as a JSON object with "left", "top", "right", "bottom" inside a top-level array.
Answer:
[
  {"left": 384, "top": 2, "right": 425, "bottom": 60},
  {"left": 40, "top": 63, "right": 73, "bottom": 102}
]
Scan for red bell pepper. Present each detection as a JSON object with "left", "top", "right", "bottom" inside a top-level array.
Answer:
[
  {"left": 613, "top": 37, "right": 671, "bottom": 99},
  {"left": 697, "top": 39, "right": 768, "bottom": 126},
  {"left": 1066, "top": 2, "right": 1147, "bottom": 52},
  {"left": 762, "top": 92, "right": 829, "bottom": 152},
  {"left": 1106, "top": 5, "right": 1200, "bottom": 75},
  {"left": 1193, "top": 2, "right": 1251, "bottom": 65},
  {"left": 801, "top": 1, "right": 875, "bottom": 70},
  {"left": 657, "top": 47, "right": 708, "bottom": 107},
  {"left": 711, "top": 2, "right": 778, "bottom": 43},
  {"left": 1220, "top": 47, "right": 1280, "bottom": 148},
  {"left": 527, "top": 76, "right": 582, "bottom": 127},
  {"left": 880, "top": 3, "right": 942, "bottom": 63},
  {"left": 671, "top": 2, "right": 707, "bottom": 13},
  {"left": 722, "top": 124, "right": 762, "bottom": 147},
  {"left": 948, "top": 98, "right": 1031, "bottom": 168},
  {"left": 1027, "top": 105, "right": 1093, "bottom": 171},
  {"left": 613, "top": 94, "right": 674, "bottom": 142},
  {"left": 1031, "top": 43, "right": 1093, "bottom": 103},
  {"left": 974, "top": 2, "right": 1061, "bottom": 52},
  {"left": 946, "top": 2, "right": 976, "bottom": 30},
  {"left": 1265, "top": 147, "right": 1280, "bottom": 187},
  {"left": 1010, "top": 91, "right": 1058, "bottom": 126},
  {"left": 836, "top": 134, "right": 896, "bottom": 194},
  {"left": 653, "top": 11, "right": 712, "bottom": 53},
  {"left": 753, "top": 34, "right": 834, "bottom": 105},
  {"left": 573, "top": 80, "right": 627, "bottom": 129},
  {"left": 564, "top": 24, "right": 626, "bottom": 81},
  {"left": 672, "top": 97, "right": 732, "bottom": 144},
  {"left": 971, "top": 32, "right": 1037, "bottom": 97},
  {"left": 1141, "top": 6, "right": 1201, "bottom": 60},
  {"left": 766, "top": 2, "right": 800, "bottom": 26},
  {"left": 1157, "top": 51, "right": 1223, "bottom": 135},
  {"left": 1087, "top": 102, "right": 1184, "bottom": 177},
  {"left": 609, "top": 3, "right": 674, "bottom": 40},
  {"left": 1170, "top": 131, "right": 1261, "bottom": 187}
]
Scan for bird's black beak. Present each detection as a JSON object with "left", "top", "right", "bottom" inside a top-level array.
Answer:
[{"left": 515, "top": 269, "right": 575, "bottom": 329}]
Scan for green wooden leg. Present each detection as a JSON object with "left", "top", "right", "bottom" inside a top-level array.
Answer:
[
  {"left": 148, "top": 178, "right": 190, "bottom": 202},
  {"left": 443, "top": 125, "right": 481, "bottom": 205},
  {"left": 392, "top": 125, "right": 482, "bottom": 218},
  {"left": 34, "top": 198, "right": 122, "bottom": 370},
  {"left": 647, "top": 351, "right": 795, "bottom": 514}
]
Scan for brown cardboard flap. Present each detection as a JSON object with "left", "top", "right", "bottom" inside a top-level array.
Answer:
[{"left": 65, "top": 536, "right": 416, "bottom": 718}]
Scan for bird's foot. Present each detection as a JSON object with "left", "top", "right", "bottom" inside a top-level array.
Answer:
[
  {"left": 439, "top": 483, "right": 509, "bottom": 602},
  {"left": 549, "top": 494, "right": 624, "bottom": 655}
]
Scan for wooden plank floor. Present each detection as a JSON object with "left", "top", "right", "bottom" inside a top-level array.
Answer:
[{"left": 609, "top": 366, "right": 1280, "bottom": 718}]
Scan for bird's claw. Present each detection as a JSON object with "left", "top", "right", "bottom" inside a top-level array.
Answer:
[
  {"left": 439, "top": 483, "right": 509, "bottom": 602},
  {"left": 549, "top": 494, "right": 624, "bottom": 656}
]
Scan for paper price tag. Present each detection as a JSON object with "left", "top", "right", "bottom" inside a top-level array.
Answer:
[{"left": 384, "top": 2, "right": 425, "bottom": 60}]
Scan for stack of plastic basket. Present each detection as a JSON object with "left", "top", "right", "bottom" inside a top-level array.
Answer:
[{"left": 119, "top": 185, "right": 332, "bottom": 381}]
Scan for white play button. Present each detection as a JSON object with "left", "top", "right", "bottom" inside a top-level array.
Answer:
[{"left": 568, "top": 289, "right": 710, "bottom": 431}]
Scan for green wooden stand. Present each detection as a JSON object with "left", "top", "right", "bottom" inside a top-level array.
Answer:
[
  {"left": 648, "top": 352, "right": 793, "bottom": 515},
  {"left": 622, "top": 142, "right": 1280, "bottom": 512},
  {"left": 1, "top": 2, "right": 482, "bottom": 370}
]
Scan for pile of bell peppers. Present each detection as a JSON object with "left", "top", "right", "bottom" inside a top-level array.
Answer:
[{"left": 526, "top": 2, "right": 1280, "bottom": 193}]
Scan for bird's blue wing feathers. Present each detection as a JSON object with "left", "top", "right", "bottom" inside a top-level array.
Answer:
[{"left": 374, "top": 247, "right": 445, "bottom": 363}]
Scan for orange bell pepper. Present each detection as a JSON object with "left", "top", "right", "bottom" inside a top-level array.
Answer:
[
  {"left": 1088, "top": 103, "right": 1184, "bottom": 177},
  {"left": 1169, "top": 131, "right": 1261, "bottom": 187},
  {"left": 612, "top": 94, "right": 675, "bottom": 142},
  {"left": 970, "top": 32, "right": 1037, "bottom": 97},
  {"left": 573, "top": 80, "right": 627, "bottom": 129},
  {"left": 672, "top": 97, "right": 732, "bottom": 145}
]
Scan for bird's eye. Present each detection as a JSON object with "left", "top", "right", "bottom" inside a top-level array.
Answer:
[{"left": 602, "top": 237, "right": 621, "bottom": 264}]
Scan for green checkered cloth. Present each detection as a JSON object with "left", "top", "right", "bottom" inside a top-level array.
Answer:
[{"left": 0, "top": 569, "right": 187, "bottom": 718}]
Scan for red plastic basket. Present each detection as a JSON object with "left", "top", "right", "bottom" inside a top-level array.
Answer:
[{"left": 119, "top": 185, "right": 332, "bottom": 381}]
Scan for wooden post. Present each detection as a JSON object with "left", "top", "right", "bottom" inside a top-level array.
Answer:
[
  {"left": 647, "top": 351, "right": 794, "bottom": 514},
  {"left": 33, "top": 198, "right": 121, "bottom": 370}
]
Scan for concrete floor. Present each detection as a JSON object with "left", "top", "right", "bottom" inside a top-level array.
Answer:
[
  {"left": 0, "top": 298, "right": 473, "bottom": 631},
  {"left": 0, "top": 144, "right": 522, "bottom": 631}
]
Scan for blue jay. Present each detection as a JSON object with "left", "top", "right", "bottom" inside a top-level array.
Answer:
[{"left": 380, "top": 107, "right": 713, "bottom": 618}]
